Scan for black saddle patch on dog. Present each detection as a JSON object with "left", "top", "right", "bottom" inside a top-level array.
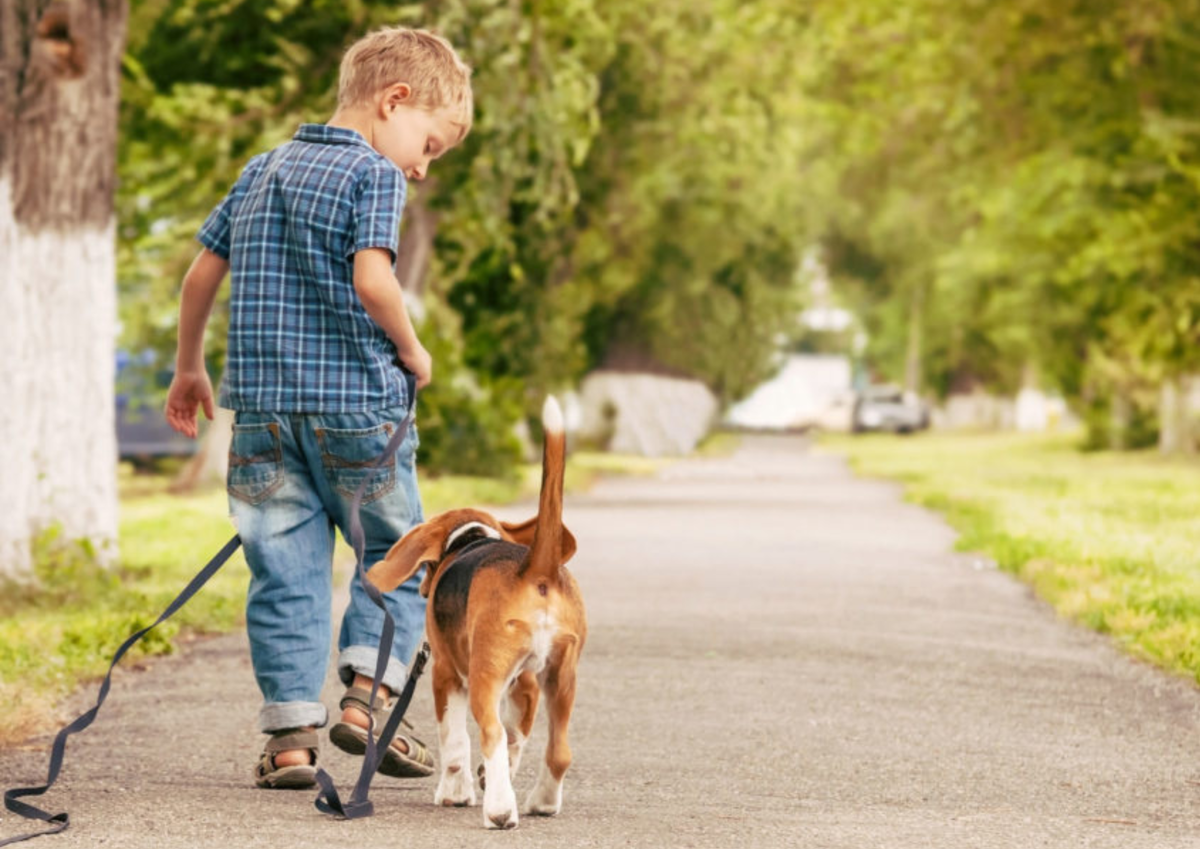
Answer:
[{"left": 433, "top": 540, "right": 528, "bottom": 633}]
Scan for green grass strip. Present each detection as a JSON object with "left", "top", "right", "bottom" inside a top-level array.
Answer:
[{"left": 822, "top": 431, "right": 1200, "bottom": 685}]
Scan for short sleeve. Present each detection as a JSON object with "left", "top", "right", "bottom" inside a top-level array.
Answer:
[
  {"left": 196, "top": 155, "right": 266, "bottom": 260},
  {"left": 197, "top": 192, "right": 234, "bottom": 259},
  {"left": 349, "top": 161, "right": 406, "bottom": 259}
]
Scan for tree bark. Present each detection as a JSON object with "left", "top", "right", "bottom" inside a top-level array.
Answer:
[
  {"left": 903, "top": 284, "right": 923, "bottom": 394},
  {"left": 0, "top": 0, "right": 128, "bottom": 576}
]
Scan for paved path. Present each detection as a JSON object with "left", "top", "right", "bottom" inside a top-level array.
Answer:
[{"left": 2, "top": 435, "right": 1198, "bottom": 848}]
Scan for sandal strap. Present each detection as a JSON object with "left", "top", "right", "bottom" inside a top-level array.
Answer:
[
  {"left": 339, "top": 685, "right": 389, "bottom": 715},
  {"left": 395, "top": 733, "right": 435, "bottom": 769},
  {"left": 264, "top": 728, "right": 319, "bottom": 755}
]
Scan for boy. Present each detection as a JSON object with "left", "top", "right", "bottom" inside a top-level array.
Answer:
[{"left": 164, "top": 27, "right": 472, "bottom": 789}]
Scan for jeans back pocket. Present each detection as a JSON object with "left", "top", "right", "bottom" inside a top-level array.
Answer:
[
  {"left": 228, "top": 421, "right": 285, "bottom": 504},
  {"left": 316, "top": 422, "right": 398, "bottom": 504}
]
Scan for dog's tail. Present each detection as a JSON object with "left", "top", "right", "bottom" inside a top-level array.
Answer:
[{"left": 520, "top": 396, "right": 567, "bottom": 585}]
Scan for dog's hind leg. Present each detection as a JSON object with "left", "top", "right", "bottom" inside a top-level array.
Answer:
[
  {"left": 526, "top": 639, "right": 580, "bottom": 817},
  {"left": 502, "top": 670, "right": 540, "bottom": 780},
  {"left": 470, "top": 644, "right": 529, "bottom": 829},
  {"left": 433, "top": 661, "right": 475, "bottom": 807}
]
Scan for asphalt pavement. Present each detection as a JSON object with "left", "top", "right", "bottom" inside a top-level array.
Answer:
[{"left": 2, "top": 434, "right": 1198, "bottom": 848}]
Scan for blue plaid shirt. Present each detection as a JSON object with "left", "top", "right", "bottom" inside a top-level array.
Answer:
[{"left": 198, "top": 124, "right": 410, "bottom": 413}]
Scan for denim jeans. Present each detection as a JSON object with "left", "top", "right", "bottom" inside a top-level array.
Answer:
[{"left": 227, "top": 404, "right": 425, "bottom": 733}]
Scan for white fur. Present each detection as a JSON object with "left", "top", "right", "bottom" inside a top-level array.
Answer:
[
  {"left": 525, "top": 760, "right": 564, "bottom": 816},
  {"left": 501, "top": 686, "right": 530, "bottom": 779},
  {"left": 542, "top": 395, "right": 563, "bottom": 434},
  {"left": 482, "top": 702, "right": 519, "bottom": 830},
  {"left": 434, "top": 689, "right": 475, "bottom": 807},
  {"left": 524, "top": 611, "right": 558, "bottom": 676},
  {"left": 444, "top": 521, "right": 501, "bottom": 554}
]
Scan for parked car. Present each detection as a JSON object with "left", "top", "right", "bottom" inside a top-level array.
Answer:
[
  {"left": 116, "top": 350, "right": 197, "bottom": 461},
  {"left": 852, "top": 384, "right": 930, "bottom": 434}
]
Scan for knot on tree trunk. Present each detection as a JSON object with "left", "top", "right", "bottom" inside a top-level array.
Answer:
[{"left": 36, "top": 4, "right": 87, "bottom": 79}]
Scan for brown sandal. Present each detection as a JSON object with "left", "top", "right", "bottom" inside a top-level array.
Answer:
[
  {"left": 254, "top": 728, "right": 319, "bottom": 789},
  {"left": 328, "top": 685, "right": 435, "bottom": 778}
]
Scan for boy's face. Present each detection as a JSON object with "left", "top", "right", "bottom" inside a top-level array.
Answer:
[{"left": 375, "top": 101, "right": 462, "bottom": 182}]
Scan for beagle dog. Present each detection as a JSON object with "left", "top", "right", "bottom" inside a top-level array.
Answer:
[{"left": 368, "top": 397, "right": 586, "bottom": 829}]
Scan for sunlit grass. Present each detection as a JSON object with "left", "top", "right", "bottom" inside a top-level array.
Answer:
[
  {"left": 0, "top": 448, "right": 668, "bottom": 745},
  {"left": 821, "top": 431, "right": 1200, "bottom": 684}
]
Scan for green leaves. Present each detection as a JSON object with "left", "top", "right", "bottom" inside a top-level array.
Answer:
[{"left": 796, "top": 0, "right": 1200, "bottom": 446}]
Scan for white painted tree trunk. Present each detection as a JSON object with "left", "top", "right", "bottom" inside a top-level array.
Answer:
[
  {"left": 0, "top": 180, "right": 119, "bottom": 575},
  {"left": 0, "top": 0, "right": 128, "bottom": 577}
]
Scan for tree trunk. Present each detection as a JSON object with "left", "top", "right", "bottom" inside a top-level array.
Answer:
[
  {"left": 1159, "top": 374, "right": 1200, "bottom": 455},
  {"left": 0, "top": 0, "right": 128, "bottom": 577},
  {"left": 903, "top": 285, "right": 923, "bottom": 394}
]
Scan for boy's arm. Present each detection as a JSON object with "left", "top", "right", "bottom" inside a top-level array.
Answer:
[
  {"left": 353, "top": 247, "right": 432, "bottom": 388},
  {"left": 165, "top": 248, "right": 228, "bottom": 438}
]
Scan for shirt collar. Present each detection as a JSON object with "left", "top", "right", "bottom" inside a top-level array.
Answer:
[{"left": 293, "top": 123, "right": 372, "bottom": 147}]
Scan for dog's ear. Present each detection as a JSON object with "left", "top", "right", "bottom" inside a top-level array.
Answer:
[
  {"left": 372, "top": 509, "right": 505, "bottom": 597},
  {"left": 370, "top": 517, "right": 454, "bottom": 595},
  {"left": 501, "top": 517, "right": 577, "bottom": 565}
]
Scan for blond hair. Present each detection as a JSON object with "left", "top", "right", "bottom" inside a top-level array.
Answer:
[{"left": 338, "top": 27, "right": 473, "bottom": 141}]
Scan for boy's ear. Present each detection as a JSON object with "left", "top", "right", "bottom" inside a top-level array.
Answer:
[{"left": 383, "top": 82, "right": 413, "bottom": 110}]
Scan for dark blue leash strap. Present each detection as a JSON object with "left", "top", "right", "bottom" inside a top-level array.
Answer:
[
  {"left": 313, "top": 372, "right": 426, "bottom": 820},
  {"left": 1, "top": 534, "right": 244, "bottom": 847}
]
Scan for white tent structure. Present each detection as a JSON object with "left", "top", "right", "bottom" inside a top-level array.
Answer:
[{"left": 724, "top": 354, "right": 853, "bottom": 431}]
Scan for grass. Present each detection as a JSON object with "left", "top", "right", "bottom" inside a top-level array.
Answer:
[
  {"left": 820, "top": 430, "right": 1200, "bottom": 685},
  {"left": 0, "top": 448, "right": 669, "bottom": 747}
]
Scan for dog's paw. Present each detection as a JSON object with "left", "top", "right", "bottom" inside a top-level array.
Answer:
[
  {"left": 435, "top": 765, "right": 476, "bottom": 807},
  {"left": 482, "top": 771, "right": 519, "bottom": 829},
  {"left": 483, "top": 802, "right": 518, "bottom": 830},
  {"left": 525, "top": 765, "right": 563, "bottom": 816}
]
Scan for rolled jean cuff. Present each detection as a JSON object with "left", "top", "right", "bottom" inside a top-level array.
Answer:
[
  {"left": 258, "top": 700, "right": 329, "bottom": 733},
  {"left": 338, "top": 645, "right": 409, "bottom": 694}
]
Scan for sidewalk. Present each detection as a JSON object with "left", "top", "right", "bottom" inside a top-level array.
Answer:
[{"left": 2, "top": 435, "right": 1198, "bottom": 848}]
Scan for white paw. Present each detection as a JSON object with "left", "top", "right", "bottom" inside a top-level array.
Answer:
[
  {"left": 434, "top": 765, "right": 476, "bottom": 807},
  {"left": 525, "top": 765, "right": 563, "bottom": 816},
  {"left": 482, "top": 766, "right": 518, "bottom": 829}
]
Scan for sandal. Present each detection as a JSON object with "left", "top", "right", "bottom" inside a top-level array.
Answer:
[
  {"left": 254, "top": 728, "right": 319, "bottom": 789},
  {"left": 328, "top": 685, "right": 435, "bottom": 778}
]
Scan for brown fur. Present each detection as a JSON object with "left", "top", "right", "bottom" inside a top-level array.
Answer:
[{"left": 366, "top": 407, "right": 585, "bottom": 828}]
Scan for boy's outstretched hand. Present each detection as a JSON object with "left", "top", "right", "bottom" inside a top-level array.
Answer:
[{"left": 165, "top": 370, "right": 216, "bottom": 439}]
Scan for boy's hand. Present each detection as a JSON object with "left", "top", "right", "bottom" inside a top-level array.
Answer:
[
  {"left": 399, "top": 343, "right": 433, "bottom": 389},
  {"left": 165, "top": 370, "right": 215, "bottom": 439}
]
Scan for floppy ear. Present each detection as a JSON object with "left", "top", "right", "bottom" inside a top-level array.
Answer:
[
  {"left": 372, "top": 508, "right": 508, "bottom": 598},
  {"left": 369, "top": 518, "right": 452, "bottom": 596},
  {"left": 500, "top": 517, "right": 577, "bottom": 565}
]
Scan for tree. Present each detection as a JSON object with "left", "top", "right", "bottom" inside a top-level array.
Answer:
[{"left": 0, "top": 0, "right": 129, "bottom": 577}]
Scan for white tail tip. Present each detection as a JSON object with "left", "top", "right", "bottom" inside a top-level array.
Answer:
[{"left": 542, "top": 395, "right": 563, "bottom": 434}]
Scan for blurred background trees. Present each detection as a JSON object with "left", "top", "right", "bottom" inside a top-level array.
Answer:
[{"left": 117, "top": 0, "right": 1200, "bottom": 472}]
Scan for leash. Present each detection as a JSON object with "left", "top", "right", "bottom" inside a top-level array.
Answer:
[
  {"left": 1, "top": 535, "right": 243, "bottom": 847},
  {"left": 2, "top": 373, "right": 423, "bottom": 843},
  {"left": 312, "top": 370, "right": 426, "bottom": 819}
]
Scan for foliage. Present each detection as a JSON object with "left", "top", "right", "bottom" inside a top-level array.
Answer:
[
  {"left": 116, "top": 0, "right": 813, "bottom": 477},
  {"left": 796, "top": 1, "right": 1200, "bottom": 448},
  {"left": 827, "top": 431, "right": 1200, "bottom": 683}
]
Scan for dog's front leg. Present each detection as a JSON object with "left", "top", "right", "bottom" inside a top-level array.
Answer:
[{"left": 433, "top": 663, "right": 475, "bottom": 807}]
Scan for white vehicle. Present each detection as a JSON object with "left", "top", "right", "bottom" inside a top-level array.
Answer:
[{"left": 852, "top": 385, "right": 930, "bottom": 434}]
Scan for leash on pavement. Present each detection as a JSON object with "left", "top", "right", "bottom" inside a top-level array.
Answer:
[{"left": 2, "top": 373, "right": 425, "bottom": 844}]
